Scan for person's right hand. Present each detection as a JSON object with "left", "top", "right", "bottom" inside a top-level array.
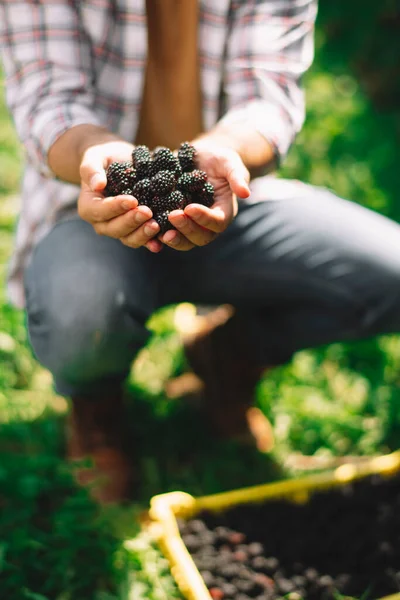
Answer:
[{"left": 78, "top": 140, "right": 163, "bottom": 252}]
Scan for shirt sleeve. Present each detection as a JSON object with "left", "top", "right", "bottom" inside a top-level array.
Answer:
[
  {"left": 0, "top": 1, "right": 103, "bottom": 178},
  {"left": 220, "top": 0, "right": 318, "bottom": 165}
]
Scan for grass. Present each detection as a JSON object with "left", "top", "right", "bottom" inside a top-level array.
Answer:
[{"left": 1, "top": 3, "right": 400, "bottom": 597}]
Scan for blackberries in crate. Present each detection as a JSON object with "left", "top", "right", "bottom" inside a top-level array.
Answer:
[
  {"left": 178, "top": 471, "right": 400, "bottom": 600},
  {"left": 104, "top": 142, "right": 214, "bottom": 236}
]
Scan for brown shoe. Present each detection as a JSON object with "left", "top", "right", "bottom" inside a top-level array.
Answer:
[
  {"left": 66, "top": 391, "right": 132, "bottom": 504},
  {"left": 184, "top": 307, "right": 275, "bottom": 452}
]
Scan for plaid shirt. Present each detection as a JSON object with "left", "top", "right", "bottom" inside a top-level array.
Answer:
[{"left": 0, "top": 0, "right": 317, "bottom": 308}]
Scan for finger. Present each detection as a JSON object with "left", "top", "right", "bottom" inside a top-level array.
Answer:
[
  {"left": 161, "top": 229, "right": 196, "bottom": 251},
  {"left": 184, "top": 202, "right": 233, "bottom": 234},
  {"left": 120, "top": 219, "right": 160, "bottom": 249},
  {"left": 145, "top": 239, "right": 164, "bottom": 253},
  {"left": 94, "top": 205, "right": 152, "bottom": 238},
  {"left": 79, "top": 190, "right": 138, "bottom": 223},
  {"left": 80, "top": 150, "right": 107, "bottom": 192},
  {"left": 225, "top": 155, "right": 251, "bottom": 198},
  {"left": 167, "top": 211, "right": 218, "bottom": 246}
]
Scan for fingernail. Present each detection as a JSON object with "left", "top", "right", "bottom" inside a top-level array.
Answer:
[
  {"left": 168, "top": 235, "right": 179, "bottom": 246},
  {"left": 122, "top": 200, "right": 133, "bottom": 210},
  {"left": 90, "top": 173, "right": 104, "bottom": 190},
  {"left": 145, "top": 223, "right": 158, "bottom": 236},
  {"left": 135, "top": 211, "right": 148, "bottom": 224}
]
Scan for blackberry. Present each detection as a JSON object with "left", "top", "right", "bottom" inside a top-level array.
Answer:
[
  {"left": 276, "top": 578, "right": 296, "bottom": 595},
  {"left": 196, "top": 181, "right": 214, "bottom": 207},
  {"left": 177, "top": 170, "right": 208, "bottom": 193},
  {"left": 105, "top": 161, "right": 136, "bottom": 196},
  {"left": 165, "top": 190, "right": 187, "bottom": 211},
  {"left": 221, "top": 583, "right": 237, "bottom": 597},
  {"left": 188, "top": 519, "right": 208, "bottom": 535},
  {"left": 155, "top": 211, "right": 174, "bottom": 235},
  {"left": 151, "top": 170, "right": 176, "bottom": 196},
  {"left": 178, "top": 141, "right": 197, "bottom": 172},
  {"left": 132, "top": 145, "right": 151, "bottom": 165},
  {"left": 132, "top": 178, "right": 152, "bottom": 205},
  {"left": 151, "top": 195, "right": 170, "bottom": 214},
  {"left": 200, "top": 571, "right": 215, "bottom": 588},
  {"left": 135, "top": 157, "right": 152, "bottom": 181},
  {"left": 248, "top": 542, "right": 264, "bottom": 557},
  {"left": 218, "top": 564, "right": 241, "bottom": 580},
  {"left": 151, "top": 147, "right": 182, "bottom": 177}
]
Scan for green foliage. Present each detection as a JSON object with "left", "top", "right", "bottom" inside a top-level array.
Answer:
[
  {"left": 124, "top": 533, "right": 183, "bottom": 600},
  {"left": 0, "top": 417, "right": 125, "bottom": 600}
]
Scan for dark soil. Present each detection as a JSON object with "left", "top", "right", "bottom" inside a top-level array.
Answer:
[{"left": 177, "top": 472, "right": 400, "bottom": 599}]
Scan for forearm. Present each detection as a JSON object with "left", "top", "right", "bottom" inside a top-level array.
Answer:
[
  {"left": 48, "top": 124, "right": 125, "bottom": 185},
  {"left": 193, "top": 122, "right": 275, "bottom": 172}
]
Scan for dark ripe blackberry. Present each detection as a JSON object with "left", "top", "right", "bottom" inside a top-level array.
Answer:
[
  {"left": 318, "top": 575, "right": 334, "bottom": 589},
  {"left": 135, "top": 158, "right": 152, "bottom": 181},
  {"left": 188, "top": 519, "right": 208, "bottom": 535},
  {"left": 178, "top": 141, "right": 197, "bottom": 172},
  {"left": 151, "top": 147, "right": 182, "bottom": 177},
  {"left": 261, "top": 558, "right": 279, "bottom": 575},
  {"left": 166, "top": 190, "right": 187, "bottom": 211},
  {"left": 132, "top": 144, "right": 151, "bottom": 165},
  {"left": 304, "top": 568, "right": 319, "bottom": 582},
  {"left": 132, "top": 178, "right": 152, "bottom": 205},
  {"left": 105, "top": 161, "right": 136, "bottom": 196},
  {"left": 233, "top": 579, "right": 256, "bottom": 595},
  {"left": 151, "top": 195, "right": 170, "bottom": 214},
  {"left": 182, "top": 534, "right": 202, "bottom": 553},
  {"left": 177, "top": 169, "right": 208, "bottom": 194},
  {"left": 196, "top": 181, "right": 215, "bottom": 207},
  {"left": 221, "top": 583, "right": 237, "bottom": 597},
  {"left": 291, "top": 575, "right": 307, "bottom": 589},
  {"left": 218, "top": 564, "right": 241, "bottom": 580},
  {"left": 276, "top": 578, "right": 296, "bottom": 595},
  {"left": 200, "top": 571, "right": 215, "bottom": 588},
  {"left": 248, "top": 542, "right": 264, "bottom": 557},
  {"left": 155, "top": 211, "right": 174, "bottom": 235},
  {"left": 177, "top": 172, "right": 192, "bottom": 193},
  {"left": 151, "top": 170, "right": 176, "bottom": 196},
  {"left": 119, "top": 188, "right": 134, "bottom": 196},
  {"left": 195, "top": 556, "right": 217, "bottom": 573}
]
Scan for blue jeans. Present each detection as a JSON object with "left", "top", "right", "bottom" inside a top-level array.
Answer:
[{"left": 24, "top": 186, "right": 400, "bottom": 396}]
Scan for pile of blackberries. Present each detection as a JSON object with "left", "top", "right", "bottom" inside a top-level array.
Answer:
[
  {"left": 178, "top": 472, "right": 400, "bottom": 599},
  {"left": 104, "top": 142, "right": 214, "bottom": 233}
]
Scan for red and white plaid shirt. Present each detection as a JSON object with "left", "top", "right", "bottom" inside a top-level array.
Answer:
[{"left": 0, "top": 0, "right": 317, "bottom": 308}]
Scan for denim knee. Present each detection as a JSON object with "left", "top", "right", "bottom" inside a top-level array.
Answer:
[{"left": 24, "top": 255, "right": 150, "bottom": 396}]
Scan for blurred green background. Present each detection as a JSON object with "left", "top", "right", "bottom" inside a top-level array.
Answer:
[{"left": 1, "top": 2, "right": 400, "bottom": 598}]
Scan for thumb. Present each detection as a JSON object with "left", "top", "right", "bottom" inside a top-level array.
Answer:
[
  {"left": 80, "top": 152, "right": 107, "bottom": 192},
  {"left": 225, "top": 154, "right": 251, "bottom": 199}
]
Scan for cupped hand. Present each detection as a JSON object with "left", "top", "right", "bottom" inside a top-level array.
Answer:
[
  {"left": 78, "top": 140, "right": 163, "bottom": 252},
  {"left": 160, "top": 141, "right": 251, "bottom": 251}
]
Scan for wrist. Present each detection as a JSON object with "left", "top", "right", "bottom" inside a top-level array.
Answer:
[
  {"left": 193, "top": 128, "right": 243, "bottom": 158},
  {"left": 193, "top": 123, "right": 275, "bottom": 171}
]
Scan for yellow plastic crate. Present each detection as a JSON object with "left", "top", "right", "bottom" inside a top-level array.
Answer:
[{"left": 150, "top": 450, "right": 400, "bottom": 600}]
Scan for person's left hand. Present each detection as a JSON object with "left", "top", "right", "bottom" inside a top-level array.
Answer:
[{"left": 159, "top": 140, "right": 251, "bottom": 251}]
